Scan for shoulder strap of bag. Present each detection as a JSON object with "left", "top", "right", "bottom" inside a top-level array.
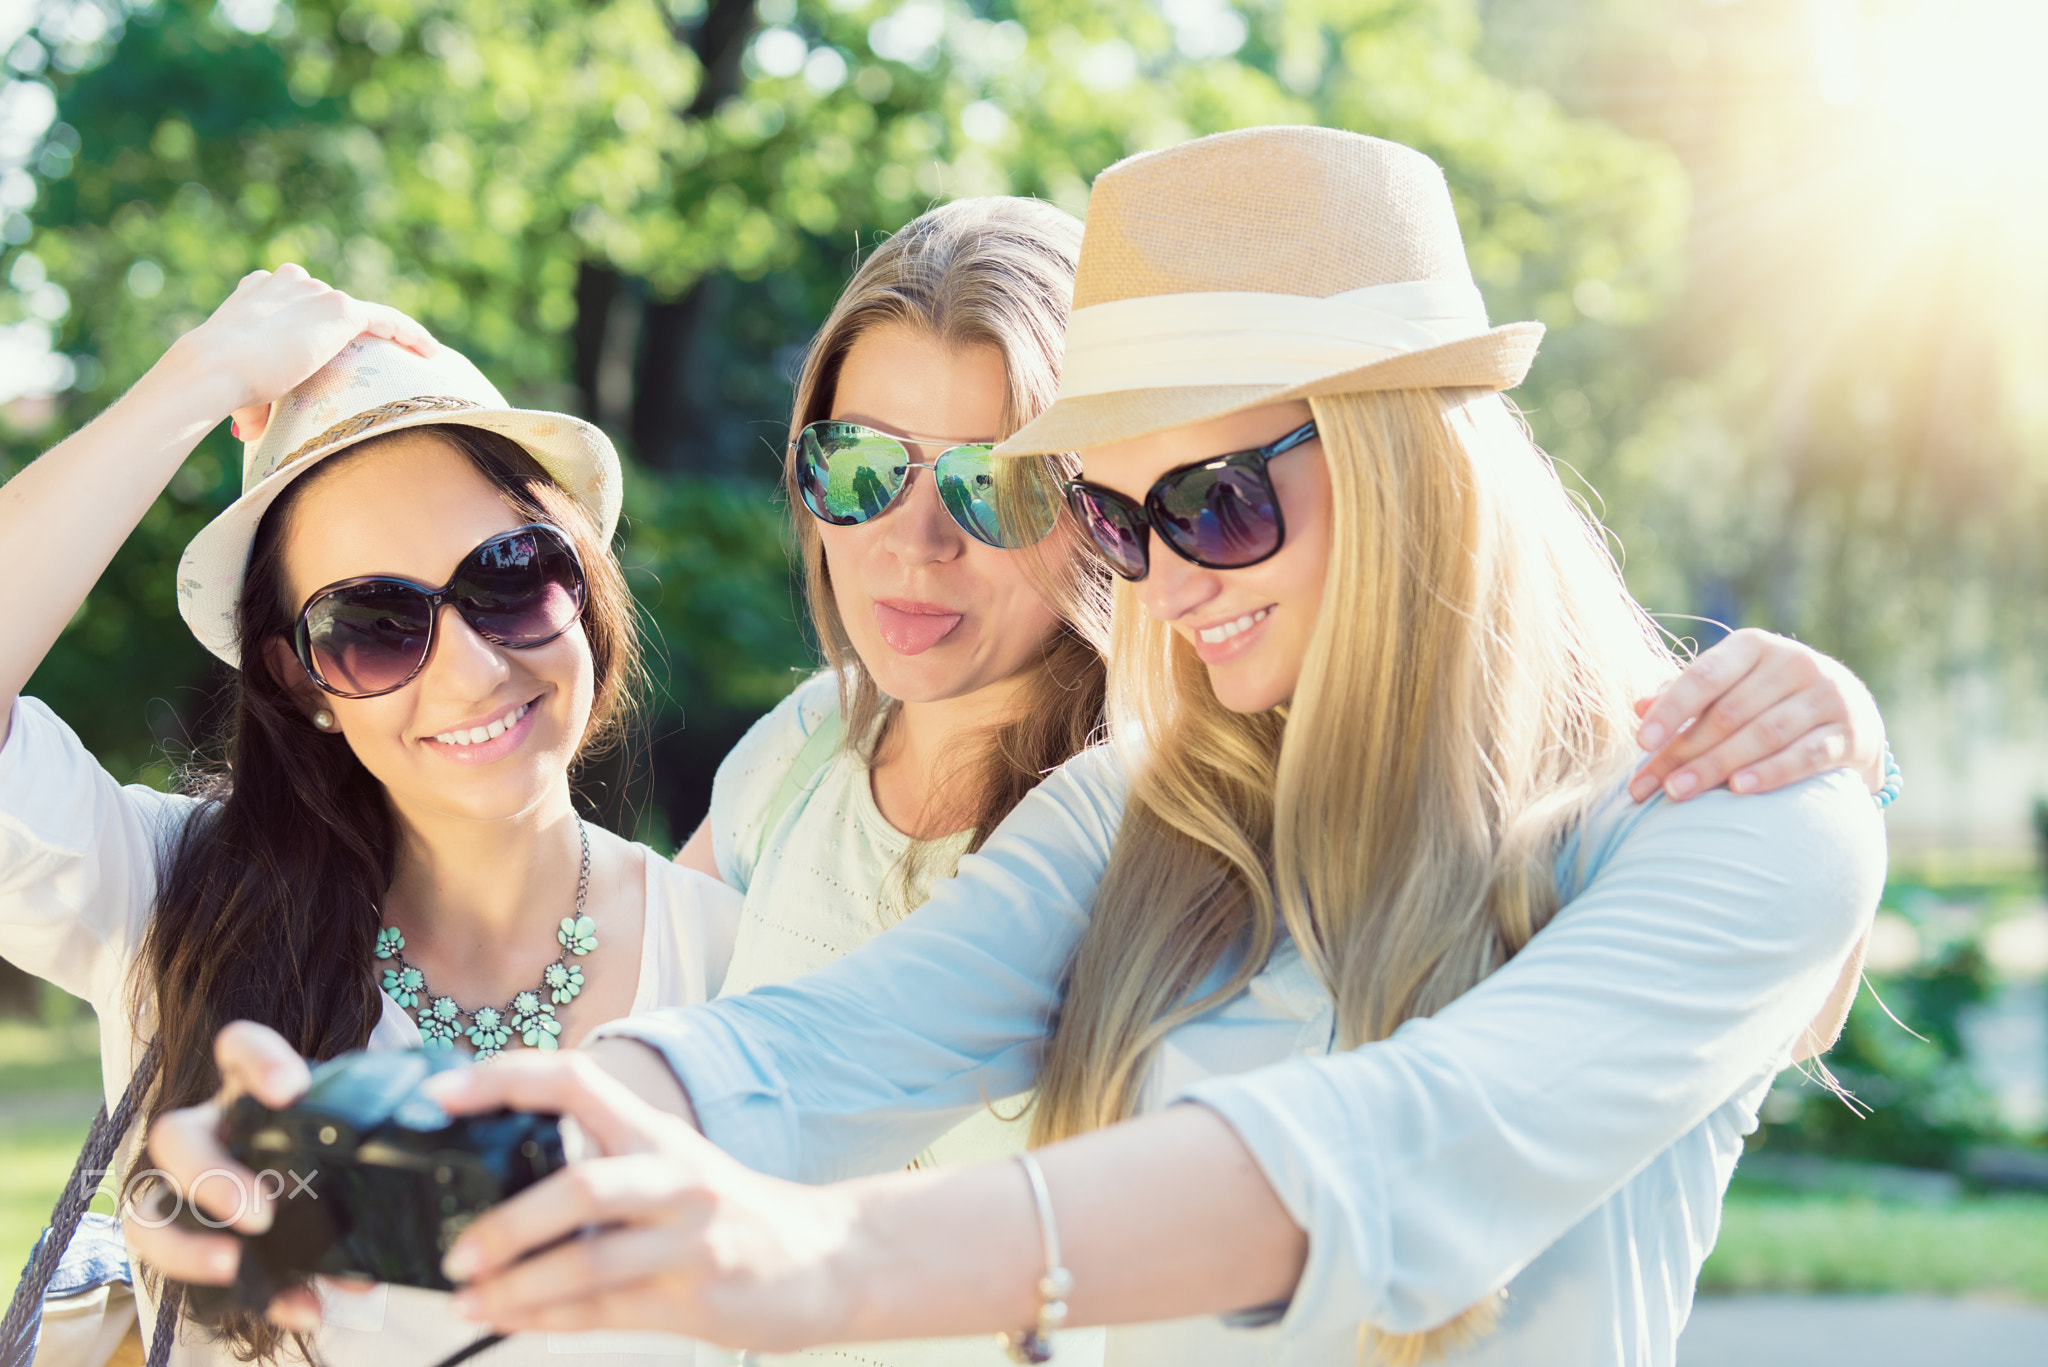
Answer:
[
  {"left": 1, "top": 1041, "right": 167, "bottom": 1367},
  {"left": 750, "top": 710, "right": 846, "bottom": 870}
]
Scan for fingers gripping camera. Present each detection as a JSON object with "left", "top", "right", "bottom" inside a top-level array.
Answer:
[{"left": 174, "top": 1049, "right": 566, "bottom": 1321}]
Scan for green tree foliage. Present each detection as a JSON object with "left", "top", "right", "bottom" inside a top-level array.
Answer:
[
  {"left": 0, "top": 0, "right": 1686, "bottom": 831},
  {"left": 1762, "top": 942, "right": 2007, "bottom": 1171},
  {"left": 1480, "top": 0, "right": 2048, "bottom": 685}
]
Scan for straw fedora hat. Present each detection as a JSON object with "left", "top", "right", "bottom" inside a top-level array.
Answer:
[
  {"left": 177, "top": 335, "right": 621, "bottom": 667},
  {"left": 995, "top": 125, "right": 1543, "bottom": 457}
]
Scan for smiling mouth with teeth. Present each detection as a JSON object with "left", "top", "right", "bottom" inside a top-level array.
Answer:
[
  {"left": 1197, "top": 608, "right": 1271, "bottom": 645},
  {"left": 431, "top": 701, "right": 531, "bottom": 746}
]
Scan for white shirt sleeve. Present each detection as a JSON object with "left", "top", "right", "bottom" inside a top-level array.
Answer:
[
  {"left": 0, "top": 696, "right": 194, "bottom": 1020},
  {"left": 639, "top": 858, "right": 747, "bottom": 1006},
  {"left": 708, "top": 672, "right": 841, "bottom": 892},
  {"left": 1179, "top": 772, "right": 1886, "bottom": 1343}
]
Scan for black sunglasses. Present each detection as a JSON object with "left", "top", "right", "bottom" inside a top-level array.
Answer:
[
  {"left": 791, "top": 420, "right": 1062, "bottom": 549},
  {"left": 292, "top": 523, "right": 587, "bottom": 699},
  {"left": 1064, "top": 421, "right": 1319, "bottom": 581}
]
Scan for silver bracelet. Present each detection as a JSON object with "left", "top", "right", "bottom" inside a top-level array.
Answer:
[{"left": 999, "top": 1151, "right": 1073, "bottom": 1364}]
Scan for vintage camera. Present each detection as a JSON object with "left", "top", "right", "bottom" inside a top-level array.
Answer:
[{"left": 176, "top": 1048, "right": 565, "bottom": 1320}]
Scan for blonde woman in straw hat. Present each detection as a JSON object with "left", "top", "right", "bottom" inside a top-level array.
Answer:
[
  {"left": 134, "top": 132, "right": 1888, "bottom": 1367},
  {"left": 0, "top": 265, "right": 743, "bottom": 1366}
]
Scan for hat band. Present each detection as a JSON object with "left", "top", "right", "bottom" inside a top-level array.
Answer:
[
  {"left": 1054, "top": 279, "right": 1492, "bottom": 400},
  {"left": 252, "top": 394, "right": 484, "bottom": 487}
]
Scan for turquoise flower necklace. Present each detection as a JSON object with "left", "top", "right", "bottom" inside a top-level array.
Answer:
[{"left": 373, "top": 819, "right": 596, "bottom": 1060}]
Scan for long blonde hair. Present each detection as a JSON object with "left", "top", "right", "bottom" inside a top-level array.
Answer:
[
  {"left": 786, "top": 197, "right": 1113, "bottom": 879},
  {"left": 1030, "top": 386, "right": 1675, "bottom": 1359}
]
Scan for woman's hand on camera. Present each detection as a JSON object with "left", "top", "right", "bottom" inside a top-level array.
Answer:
[
  {"left": 123, "top": 1020, "right": 328, "bottom": 1331},
  {"left": 156, "top": 264, "right": 437, "bottom": 442},
  {"left": 1629, "top": 628, "right": 1887, "bottom": 803},
  {"left": 426, "top": 1051, "right": 860, "bottom": 1350}
]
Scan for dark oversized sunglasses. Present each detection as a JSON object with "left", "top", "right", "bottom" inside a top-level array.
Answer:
[
  {"left": 792, "top": 420, "right": 1062, "bottom": 550},
  {"left": 1065, "top": 420, "right": 1319, "bottom": 581},
  {"left": 292, "top": 523, "right": 587, "bottom": 699}
]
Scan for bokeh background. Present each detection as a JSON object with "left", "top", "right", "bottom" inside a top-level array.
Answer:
[{"left": 2, "top": 0, "right": 2046, "bottom": 1351}]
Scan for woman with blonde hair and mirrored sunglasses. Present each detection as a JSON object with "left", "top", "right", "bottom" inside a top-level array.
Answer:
[{"left": 672, "top": 195, "right": 1114, "bottom": 1366}]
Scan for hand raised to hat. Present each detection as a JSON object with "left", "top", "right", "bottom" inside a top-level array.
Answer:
[
  {"left": 0, "top": 267, "right": 432, "bottom": 741},
  {"left": 164, "top": 263, "right": 439, "bottom": 443}
]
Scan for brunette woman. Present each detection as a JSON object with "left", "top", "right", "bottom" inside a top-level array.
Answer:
[{"left": 0, "top": 268, "right": 737, "bottom": 1365}]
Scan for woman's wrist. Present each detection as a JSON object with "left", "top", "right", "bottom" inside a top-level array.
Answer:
[
  {"left": 134, "top": 332, "right": 256, "bottom": 429},
  {"left": 828, "top": 1162, "right": 1046, "bottom": 1345}
]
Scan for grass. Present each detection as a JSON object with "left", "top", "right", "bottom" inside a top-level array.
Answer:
[
  {"left": 0, "top": 1012, "right": 103, "bottom": 1095},
  {"left": 0, "top": 1007, "right": 107, "bottom": 1306},
  {"left": 1884, "top": 849, "right": 2037, "bottom": 895},
  {"left": 0, "top": 1120, "right": 99, "bottom": 1305},
  {"left": 1703, "top": 1191, "right": 2048, "bottom": 1300}
]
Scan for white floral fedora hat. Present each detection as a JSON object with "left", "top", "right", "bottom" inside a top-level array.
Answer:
[
  {"left": 176, "top": 335, "right": 621, "bottom": 667},
  {"left": 995, "top": 125, "right": 1544, "bottom": 457}
]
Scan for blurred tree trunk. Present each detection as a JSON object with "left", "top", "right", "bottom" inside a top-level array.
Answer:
[
  {"left": 687, "top": 0, "right": 763, "bottom": 120},
  {"left": 572, "top": 0, "right": 758, "bottom": 471},
  {"left": 569, "top": 1, "right": 764, "bottom": 839},
  {"left": 0, "top": 960, "right": 40, "bottom": 1017},
  {"left": 631, "top": 284, "right": 718, "bottom": 473},
  {"left": 570, "top": 261, "right": 620, "bottom": 430}
]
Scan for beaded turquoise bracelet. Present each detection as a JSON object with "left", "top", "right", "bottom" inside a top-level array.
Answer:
[{"left": 1875, "top": 744, "right": 1903, "bottom": 809}]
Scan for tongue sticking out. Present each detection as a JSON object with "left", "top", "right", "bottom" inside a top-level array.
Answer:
[{"left": 875, "top": 602, "right": 963, "bottom": 655}]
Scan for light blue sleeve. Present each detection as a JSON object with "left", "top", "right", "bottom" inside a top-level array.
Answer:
[
  {"left": 1180, "top": 772, "right": 1887, "bottom": 1344},
  {"left": 599, "top": 743, "right": 1129, "bottom": 1182}
]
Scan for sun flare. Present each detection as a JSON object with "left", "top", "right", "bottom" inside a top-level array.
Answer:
[{"left": 1857, "top": 0, "right": 2048, "bottom": 198}]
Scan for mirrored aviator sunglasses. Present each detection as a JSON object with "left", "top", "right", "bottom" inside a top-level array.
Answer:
[
  {"left": 792, "top": 420, "right": 1062, "bottom": 550},
  {"left": 292, "top": 523, "right": 588, "bottom": 699}
]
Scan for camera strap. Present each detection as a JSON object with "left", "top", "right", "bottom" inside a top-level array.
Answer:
[{"left": 0, "top": 1040, "right": 181, "bottom": 1367}]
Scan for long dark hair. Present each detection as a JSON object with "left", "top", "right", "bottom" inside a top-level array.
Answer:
[{"left": 132, "top": 425, "right": 640, "bottom": 1359}]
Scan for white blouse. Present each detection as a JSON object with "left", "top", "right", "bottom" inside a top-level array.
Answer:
[
  {"left": 0, "top": 695, "right": 742, "bottom": 1367},
  {"left": 714, "top": 674, "right": 976, "bottom": 993}
]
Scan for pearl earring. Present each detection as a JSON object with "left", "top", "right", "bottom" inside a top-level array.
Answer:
[{"left": 312, "top": 709, "right": 336, "bottom": 732}]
